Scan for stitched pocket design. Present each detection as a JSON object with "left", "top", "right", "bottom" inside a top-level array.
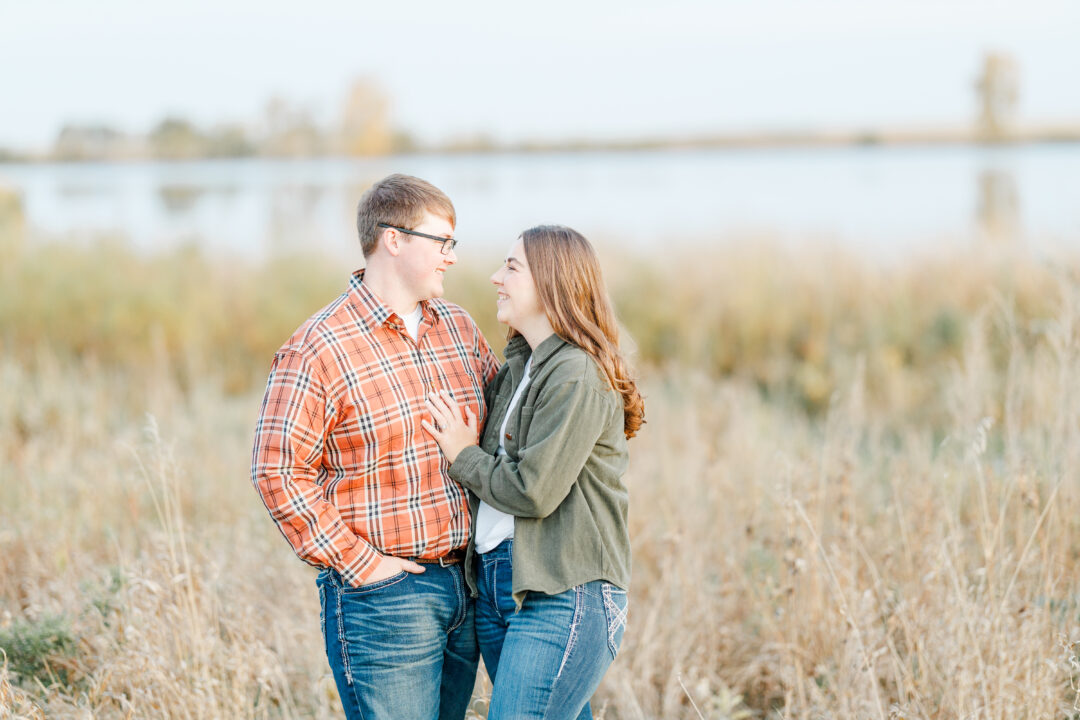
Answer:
[
  {"left": 601, "top": 583, "right": 628, "bottom": 660},
  {"left": 341, "top": 570, "right": 409, "bottom": 595}
]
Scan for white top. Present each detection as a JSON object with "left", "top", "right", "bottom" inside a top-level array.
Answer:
[
  {"left": 402, "top": 303, "right": 423, "bottom": 341},
  {"left": 474, "top": 356, "right": 533, "bottom": 554}
]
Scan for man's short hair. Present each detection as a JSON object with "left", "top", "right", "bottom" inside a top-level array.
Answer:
[{"left": 356, "top": 174, "right": 456, "bottom": 257}]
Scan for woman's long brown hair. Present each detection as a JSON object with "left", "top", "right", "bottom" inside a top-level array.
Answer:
[{"left": 518, "top": 225, "right": 644, "bottom": 438}]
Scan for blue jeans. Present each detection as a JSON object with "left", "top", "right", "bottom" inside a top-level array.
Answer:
[
  {"left": 317, "top": 564, "right": 479, "bottom": 720},
  {"left": 475, "top": 540, "right": 629, "bottom": 720}
]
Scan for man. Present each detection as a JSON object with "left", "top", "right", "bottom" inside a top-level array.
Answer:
[{"left": 251, "top": 174, "right": 499, "bottom": 720}]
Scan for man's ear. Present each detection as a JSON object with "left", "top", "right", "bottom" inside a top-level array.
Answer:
[{"left": 381, "top": 227, "right": 403, "bottom": 256}]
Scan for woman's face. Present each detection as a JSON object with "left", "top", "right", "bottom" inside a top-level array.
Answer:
[{"left": 491, "top": 237, "right": 544, "bottom": 332}]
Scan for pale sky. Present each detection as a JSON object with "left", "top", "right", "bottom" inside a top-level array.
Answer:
[{"left": 2, "top": 0, "right": 1078, "bottom": 151}]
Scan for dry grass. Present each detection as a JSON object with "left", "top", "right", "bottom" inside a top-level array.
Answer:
[
  {"left": 3, "top": 240, "right": 1080, "bottom": 718},
  {"left": 2, "top": 236, "right": 1066, "bottom": 421},
  {"left": 606, "top": 304, "right": 1080, "bottom": 718}
]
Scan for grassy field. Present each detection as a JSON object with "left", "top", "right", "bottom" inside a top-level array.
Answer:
[{"left": 2, "top": 237, "right": 1080, "bottom": 718}]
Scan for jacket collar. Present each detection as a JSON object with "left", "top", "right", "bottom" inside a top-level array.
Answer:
[{"left": 504, "top": 332, "right": 566, "bottom": 368}]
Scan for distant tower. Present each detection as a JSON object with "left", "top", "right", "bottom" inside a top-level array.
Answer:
[{"left": 975, "top": 52, "right": 1019, "bottom": 142}]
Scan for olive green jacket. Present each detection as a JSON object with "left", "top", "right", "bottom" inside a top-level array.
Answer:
[{"left": 448, "top": 333, "right": 631, "bottom": 607}]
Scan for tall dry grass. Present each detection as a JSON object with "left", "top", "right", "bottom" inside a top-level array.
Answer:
[
  {"left": 606, "top": 299, "right": 1080, "bottom": 718},
  {"left": 3, "top": 238, "right": 1080, "bottom": 718},
  {"left": 3, "top": 236, "right": 1065, "bottom": 420}
]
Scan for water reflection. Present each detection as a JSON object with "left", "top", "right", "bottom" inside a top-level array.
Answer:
[
  {"left": 0, "top": 184, "right": 25, "bottom": 263},
  {"left": 158, "top": 184, "right": 207, "bottom": 214},
  {"left": 57, "top": 183, "right": 111, "bottom": 198},
  {"left": 267, "top": 183, "right": 330, "bottom": 254},
  {"left": 976, "top": 169, "right": 1019, "bottom": 243},
  {"left": 0, "top": 147, "right": 1077, "bottom": 259}
]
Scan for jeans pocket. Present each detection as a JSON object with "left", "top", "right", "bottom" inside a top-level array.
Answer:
[
  {"left": 601, "top": 582, "right": 628, "bottom": 660},
  {"left": 341, "top": 570, "right": 409, "bottom": 595},
  {"left": 493, "top": 558, "right": 517, "bottom": 621},
  {"left": 318, "top": 582, "right": 327, "bottom": 643}
]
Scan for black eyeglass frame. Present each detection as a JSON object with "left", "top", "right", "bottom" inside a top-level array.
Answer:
[{"left": 376, "top": 223, "right": 458, "bottom": 255}]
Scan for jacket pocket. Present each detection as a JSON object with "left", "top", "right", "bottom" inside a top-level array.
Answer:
[{"left": 504, "top": 404, "right": 534, "bottom": 457}]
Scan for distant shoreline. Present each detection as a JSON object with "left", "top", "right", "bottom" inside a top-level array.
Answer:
[
  {"left": 2, "top": 124, "right": 1079, "bottom": 164},
  {"left": 439, "top": 123, "right": 1080, "bottom": 154}
]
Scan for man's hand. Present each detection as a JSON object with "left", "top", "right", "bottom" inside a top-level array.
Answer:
[
  {"left": 358, "top": 555, "right": 426, "bottom": 586},
  {"left": 422, "top": 389, "right": 478, "bottom": 464}
]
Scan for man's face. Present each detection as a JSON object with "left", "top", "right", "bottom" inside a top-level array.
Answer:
[{"left": 397, "top": 211, "right": 457, "bottom": 302}]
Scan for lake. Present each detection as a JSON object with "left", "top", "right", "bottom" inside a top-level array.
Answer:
[{"left": 2, "top": 144, "right": 1079, "bottom": 261}]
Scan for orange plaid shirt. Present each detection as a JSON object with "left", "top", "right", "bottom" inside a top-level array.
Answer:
[{"left": 251, "top": 269, "right": 499, "bottom": 586}]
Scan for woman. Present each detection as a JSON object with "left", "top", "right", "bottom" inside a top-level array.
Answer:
[{"left": 424, "top": 225, "right": 644, "bottom": 719}]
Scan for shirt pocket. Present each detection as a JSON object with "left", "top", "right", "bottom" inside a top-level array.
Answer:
[{"left": 505, "top": 403, "right": 535, "bottom": 457}]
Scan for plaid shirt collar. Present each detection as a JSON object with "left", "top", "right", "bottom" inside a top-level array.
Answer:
[{"left": 347, "top": 269, "right": 446, "bottom": 332}]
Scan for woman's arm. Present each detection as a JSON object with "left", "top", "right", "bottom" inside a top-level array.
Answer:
[{"left": 426, "top": 380, "right": 614, "bottom": 518}]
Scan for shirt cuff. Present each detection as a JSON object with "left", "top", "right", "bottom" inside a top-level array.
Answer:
[
  {"left": 448, "top": 444, "right": 487, "bottom": 489},
  {"left": 335, "top": 537, "right": 383, "bottom": 587}
]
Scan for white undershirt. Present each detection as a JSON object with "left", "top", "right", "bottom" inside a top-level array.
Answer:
[
  {"left": 402, "top": 303, "right": 423, "bottom": 341},
  {"left": 474, "top": 356, "right": 532, "bottom": 554}
]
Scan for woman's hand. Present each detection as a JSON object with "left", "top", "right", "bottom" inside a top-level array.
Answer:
[{"left": 422, "top": 389, "right": 478, "bottom": 464}]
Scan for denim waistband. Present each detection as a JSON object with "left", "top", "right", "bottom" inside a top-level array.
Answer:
[{"left": 479, "top": 538, "right": 513, "bottom": 559}]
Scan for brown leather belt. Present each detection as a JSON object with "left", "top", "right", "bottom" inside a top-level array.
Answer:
[{"left": 410, "top": 548, "right": 466, "bottom": 567}]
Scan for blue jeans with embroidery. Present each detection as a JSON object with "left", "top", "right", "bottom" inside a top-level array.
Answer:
[
  {"left": 475, "top": 540, "right": 629, "bottom": 720},
  {"left": 317, "top": 564, "right": 479, "bottom": 720}
]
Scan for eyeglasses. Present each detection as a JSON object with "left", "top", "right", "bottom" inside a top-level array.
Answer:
[{"left": 377, "top": 223, "right": 459, "bottom": 255}]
